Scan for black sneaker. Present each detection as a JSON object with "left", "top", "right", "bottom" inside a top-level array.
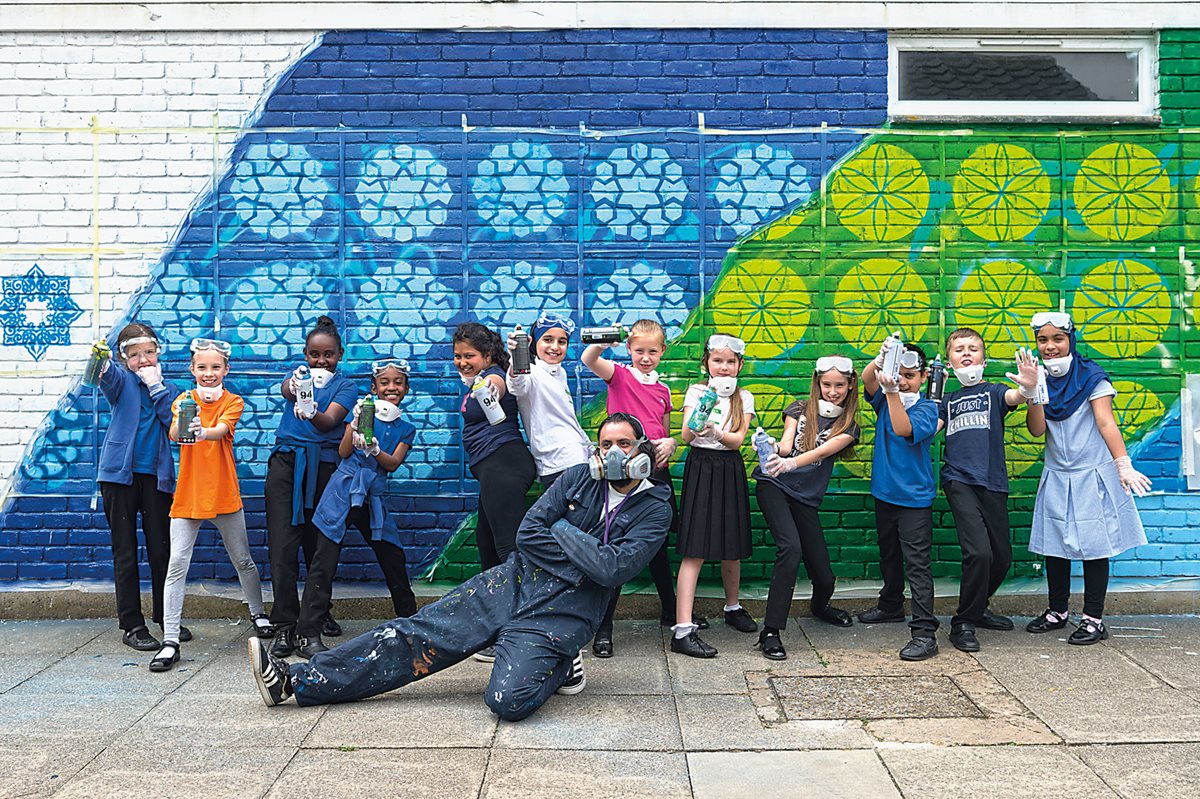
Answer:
[
  {"left": 248, "top": 638, "right": 293, "bottom": 707},
  {"left": 1068, "top": 618, "right": 1109, "bottom": 646},
  {"left": 122, "top": 626, "right": 160, "bottom": 652},
  {"left": 1025, "top": 610, "right": 1068, "bottom": 634},
  {"left": 724, "top": 607, "right": 758, "bottom": 633},
  {"left": 269, "top": 625, "right": 296, "bottom": 658},
  {"left": 756, "top": 630, "right": 787, "bottom": 660},
  {"left": 949, "top": 623, "right": 981, "bottom": 653},
  {"left": 322, "top": 614, "right": 343, "bottom": 638},
  {"left": 556, "top": 652, "right": 586, "bottom": 696},
  {"left": 294, "top": 635, "right": 329, "bottom": 659},
  {"left": 978, "top": 608, "right": 1015, "bottom": 631},
  {"left": 899, "top": 636, "right": 939, "bottom": 661},
  {"left": 857, "top": 606, "right": 906, "bottom": 624},
  {"left": 670, "top": 631, "right": 718, "bottom": 658}
]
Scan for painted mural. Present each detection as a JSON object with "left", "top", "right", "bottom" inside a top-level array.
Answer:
[{"left": 1, "top": 29, "right": 1195, "bottom": 587}]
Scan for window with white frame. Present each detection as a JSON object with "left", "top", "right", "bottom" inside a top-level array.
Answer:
[{"left": 888, "top": 35, "right": 1157, "bottom": 120}]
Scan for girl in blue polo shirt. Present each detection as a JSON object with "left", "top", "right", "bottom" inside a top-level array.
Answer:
[
  {"left": 96, "top": 322, "right": 183, "bottom": 652},
  {"left": 293, "top": 359, "right": 420, "bottom": 658},
  {"left": 264, "top": 315, "right": 357, "bottom": 658}
]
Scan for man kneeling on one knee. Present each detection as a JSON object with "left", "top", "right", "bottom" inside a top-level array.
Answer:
[{"left": 249, "top": 412, "right": 672, "bottom": 721}]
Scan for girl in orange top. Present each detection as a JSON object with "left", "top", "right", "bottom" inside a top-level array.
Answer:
[{"left": 150, "top": 338, "right": 268, "bottom": 672}]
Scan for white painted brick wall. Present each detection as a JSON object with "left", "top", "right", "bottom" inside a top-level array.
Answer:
[{"left": 0, "top": 29, "right": 318, "bottom": 492}]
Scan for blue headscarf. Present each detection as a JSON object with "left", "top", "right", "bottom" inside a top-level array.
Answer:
[
  {"left": 531, "top": 312, "right": 576, "bottom": 345},
  {"left": 1039, "top": 320, "right": 1109, "bottom": 422}
]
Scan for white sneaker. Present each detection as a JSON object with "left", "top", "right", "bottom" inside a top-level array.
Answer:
[
  {"left": 556, "top": 652, "right": 586, "bottom": 696},
  {"left": 473, "top": 646, "right": 496, "bottom": 663}
]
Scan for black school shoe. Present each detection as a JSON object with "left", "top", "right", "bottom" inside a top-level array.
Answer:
[
  {"left": 899, "top": 636, "right": 939, "bottom": 661},
  {"left": 724, "top": 607, "right": 758, "bottom": 633},
  {"left": 671, "top": 631, "right": 718, "bottom": 658},
  {"left": 322, "top": 614, "right": 343, "bottom": 638},
  {"left": 148, "top": 641, "right": 180, "bottom": 672},
  {"left": 1068, "top": 618, "right": 1109, "bottom": 646},
  {"left": 949, "top": 623, "right": 981, "bottom": 653},
  {"left": 294, "top": 635, "right": 329, "bottom": 659},
  {"left": 269, "top": 625, "right": 296, "bottom": 658},
  {"left": 592, "top": 630, "right": 613, "bottom": 658},
  {"left": 1025, "top": 610, "right": 1068, "bottom": 634},
  {"left": 857, "top": 606, "right": 906, "bottom": 624},
  {"left": 813, "top": 604, "right": 853, "bottom": 628},
  {"left": 978, "top": 608, "right": 1015, "bottom": 631},
  {"left": 756, "top": 630, "right": 787, "bottom": 660},
  {"left": 122, "top": 626, "right": 160, "bottom": 651}
]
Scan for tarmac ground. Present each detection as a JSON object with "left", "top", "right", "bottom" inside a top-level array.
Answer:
[{"left": 3, "top": 613, "right": 1200, "bottom": 798}]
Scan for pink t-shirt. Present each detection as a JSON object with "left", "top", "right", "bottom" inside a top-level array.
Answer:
[{"left": 606, "top": 363, "right": 673, "bottom": 439}]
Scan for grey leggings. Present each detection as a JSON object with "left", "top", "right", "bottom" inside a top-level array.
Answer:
[{"left": 163, "top": 509, "right": 265, "bottom": 643}]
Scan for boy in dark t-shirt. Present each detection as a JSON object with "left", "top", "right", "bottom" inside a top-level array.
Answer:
[{"left": 938, "top": 328, "right": 1040, "bottom": 653}]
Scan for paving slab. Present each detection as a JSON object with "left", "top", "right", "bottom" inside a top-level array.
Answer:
[
  {"left": 1077, "top": 742, "right": 1200, "bottom": 799},
  {"left": 0, "top": 691, "right": 160, "bottom": 746},
  {"left": 118, "top": 692, "right": 326, "bottom": 748},
  {"left": 667, "top": 623, "right": 819, "bottom": 695},
  {"left": 1121, "top": 648, "right": 1200, "bottom": 694},
  {"left": 53, "top": 742, "right": 295, "bottom": 799},
  {"left": 12, "top": 649, "right": 205, "bottom": 696},
  {"left": 0, "top": 653, "right": 57, "bottom": 693},
  {"left": 588, "top": 619, "right": 672, "bottom": 658},
  {"left": 677, "top": 693, "right": 874, "bottom": 751},
  {"left": 266, "top": 747, "right": 487, "bottom": 799},
  {"left": 0, "top": 619, "right": 105, "bottom": 655},
  {"left": 494, "top": 693, "right": 682, "bottom": 751},
  {"left": 688, "top": 750, "right": 901, "bottom": 799},
  {"left": 482, "top": 749, "right": 691, "bottom": 799},
  {"left": 306, "top": 693, "right": 498, "bottom": 748},
  {"left": 976, "top": 646, "right": 1200, "bottom": 743},
  {"left": 772, "top": 674, "right": 983, "bottom": 720},
  {"left": 1101, "top": 615, "right": 1200, "bottom": 650},
  {"left": 879, "top": 745, "right": 1119, "bottom": 799},
  {"left": 0, "top": 740, "right": 106, "bottom": 797},
  {"left": 584, "top": 653, "right": 672, "bottom": 695}
]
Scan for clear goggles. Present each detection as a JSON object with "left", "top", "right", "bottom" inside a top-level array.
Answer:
[
  {"left": 118, "top": 335, "right": 159, "bottom": 356},
  {"left": 1031, "top": 311, "right": 1073, "bottom": 331},
  {"left": 706, "top": 333, "right": 746, "bottom": 355},
  {"left": 190, "top": 338, "right": 232, "bottom": 356},
  {"left": 815, "top": 355, "right": 854, "bottom": 375},
  {"left": 898, "top": 349, "right": 922, "bottom": 369},
  {"left": 371, "top": 358, "right": 411, "bottom": 375},
  {"left": 534, "top": 312, "right": 577, "bottom": 335}
]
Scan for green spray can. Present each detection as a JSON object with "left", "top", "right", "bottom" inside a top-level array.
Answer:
[{"left": 359, "top": 394, "right": 376, "bottom": 447}]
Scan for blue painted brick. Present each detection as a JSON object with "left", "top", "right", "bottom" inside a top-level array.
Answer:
[
  {"left": 815, "top": 61, "right": 864, "bottom": 76},
  {"left": 816, "top": 31, "right": 865, "bottom": 43},
  {"left": 664, "top": 62, "right": 714, "bottom": 77},
  {"left": 19, "top": 562, "right": 67, "bottom": 579},
  {"left": 341, "top": 45, "right": 391, "bottom": 61},
  {"left": 1111, "top": 560, "right": 1162, "bottom": 577},
  {"left": 444, "top": 45, "right": 493, "bottom": 60},
  {"left": 662, "top": 30, "right": 710, "bottom": 43},
  {"left": 324, "top": 31, "right": 369, "bottom": 46},
  {"left": 320, "top": 61, "right": 371, "bottom": 79},
  {"left": 764, "top": 31, "right": 817, "bottom": 43},
  {"left": 0, "top": 564, "right": 16, "bottom": 580}
]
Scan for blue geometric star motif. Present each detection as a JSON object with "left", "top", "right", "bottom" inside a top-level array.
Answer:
[
  {"left": 712, "top": 144, "right": 813, "bottom": 235},
  {"left": 471, "top": 142, "right": 570, "bottom": 238},
  {"left": 472, "top": 261, "right": 572, "bottom": 331},
  {"left": 0, "top": 264, "right": 85, "bottom": 359},
  {"left": 226, "top": 141, "right": 334, "bottom": 240},
  {"left": 354, "top": 144, "right": 453, "bottom": 242},
  {"left": 586, "top": 262, "right": 689, "bottom": 340},
  {"left": 589, "top": 143, "right": 688, "bottom": 240}
]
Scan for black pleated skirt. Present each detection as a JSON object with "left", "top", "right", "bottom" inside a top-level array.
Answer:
[{"left": 677, "top": 446, "right": 752, "bottom": 561}]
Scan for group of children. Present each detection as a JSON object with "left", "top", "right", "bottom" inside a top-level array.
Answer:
[{"left": 96, "top": 307, "right": 1151, "bottom": 673}]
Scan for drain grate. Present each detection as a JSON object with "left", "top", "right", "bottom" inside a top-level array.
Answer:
[{"left": 770, "top": 675, "right": 985, "bottom": 721}]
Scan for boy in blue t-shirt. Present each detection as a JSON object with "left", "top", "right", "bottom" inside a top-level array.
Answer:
[
  {"left": 937, "top": 328, "right": 1039, "bottom": 653},
  {"left": 859, "top": 338, "right": 941, "bottom": 661}
]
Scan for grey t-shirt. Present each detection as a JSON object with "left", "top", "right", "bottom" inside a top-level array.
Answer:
[{"left": 754, "top": 401, "right": 858, "bottom": 508}]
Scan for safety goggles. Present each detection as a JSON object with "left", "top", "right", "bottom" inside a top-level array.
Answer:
[
  {"left": 1030, "top": 311, "right": 1073, "bottom": 331},
  {"left": 189, "top": 338, "right": 232, "bottom": 356},
  {"left": 898, "top": 349, "right": 922, "bottom": 370},
  {"left": 371, "top": 358, "right": 411, "bottom": 375},
  {"left": 534, "top": 312, "right": 577, "bottom": 336},
  {"left": 815, "top": 355, "right": 854, "bottom": 375},
  {"left": 706, "top": 333, "right": 746, "bottom": 356},
  {"left": 118, "top": 335, "right": 158, "bottom": 357}
]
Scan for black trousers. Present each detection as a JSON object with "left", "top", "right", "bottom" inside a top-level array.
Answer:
[
  {"left": 469, "top": 441, "right": 536, "bottom": 570},
  {"left": 297, "top": 507, "right": 418, "bottom": 637},
  {"left": 874, "top": 498, "right": 938, "bottom": 636},
  {"left": 596, "top": 466, "right": 678, "bottom": 635},
  {"left": 1046, "top": 556, "right": 1110, "bottom": 618},
  {"left": 100, "top": 475, "right": 173, "bottom": 631},
  {"left": 756, "top": 481, "right": 836, "bottom": 631},
  {"left": 944, "top": 481, "right": 1012, "bottom": 627},
  {"left": 265, "top": 451, "right": 336, "bottom": 627}
]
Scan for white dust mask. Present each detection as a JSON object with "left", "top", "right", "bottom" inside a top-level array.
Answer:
[
  {"left": 900, "top": 392, "right": 920, "bottom": 409},
  {"left": 196, "top": 384, "right": 224, "bottom": 403},
  {"left": 709, "top": 375, "right": 737, "bottom": 398},
  {"left": 374, "top": 399, "right": 401, "bottom": 422},
  {"left": 953, "top": 364, "right": 985, "bottom": 387},
  {"left": 634, "top": 368, "right": 660, "bottom": 385},
  {"left": 817, "top": 399, "right": 844, "bottom": 419},
  {"left": 311, "top": 368, "right": 334, "bottom": 389},
  {"left": 1044, "top": 355, "right": 1073, "bottom": 378}
]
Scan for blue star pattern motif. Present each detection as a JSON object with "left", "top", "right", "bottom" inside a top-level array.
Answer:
[
  {"left": 221, "top": 260, "right": 333, "bottom": 362},
  {"left": 0, "top": 264, "right": 85, "bottom": 360},
  {"left": 226, "top": 141, "right": 333, "bottom": 241},
  {"left": 472, "top": 260, "right": 572, "bottom": 331},
  {"left": 586, "top": 262, "right": 690, "bottom": 339},
  {"left": 471, "top": 142, "right": 571, "bottom": 238},
  {"left": 589, "top": 143, "right": 688, "bottom": 240},
  {"left": 712, "top": 144, "right": 814, "bottom": 235},
  {"left": 346, "top": 259, "right": 463, "bottom": 363},
  {"left": 16, "top": 400, "right": 91, "bottom": 490},
  {"left": 354, "top": 144, "right": 453, "bottom": 242}
]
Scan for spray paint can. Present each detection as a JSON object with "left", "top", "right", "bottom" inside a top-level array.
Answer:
[
  {"left": 1033, "top": 365, "right": 1050, "bottom": 405},
  {"left": 881, "top": 331, "right": 904, "bottom": 385},
  {"left": 687, "top": 385, "right": 719, "bottom": 432},
  {"left": 294, "top": 364, "right": 316, "bottom": 417},
  {"left": 82, "top": 341, "right": 110, "bottom": 387},
  {"left": 176, "top": 395, "right": 199, "bottom": 445},
  {"left": 359, "top": 394, "right": 376, "bottom": 447},
  {"left": 752, "top": 427, "right": 775, "bottom": 468},
  {"left": 472, "top": 376, "right": 507, "bottom": 426},
  {"left": 511, "top": 325, "right": 531, "bottom": 375},
  {"left": 580, "top": 325, "right": 626, "bottom": 345},
  {"left": 927, "top": 354, "right": 947, "bottom": 402}
]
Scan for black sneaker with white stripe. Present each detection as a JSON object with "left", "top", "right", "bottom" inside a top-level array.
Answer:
[
  {"left": 248, "top": 637, "right": 294, "bottom": 707},
  {"left": 556, "top": 652, "right": 586, "bottom": 696}
]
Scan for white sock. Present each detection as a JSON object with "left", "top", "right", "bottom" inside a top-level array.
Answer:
[
  {"left": 672, "top": 623, "right": 698, "bottom": 639},
  {"left": 1081, "top": 613, "right": 1103, "bottom": 625},
  {"left": 724, "top": 604, "right": 742, "bottom": 612}
]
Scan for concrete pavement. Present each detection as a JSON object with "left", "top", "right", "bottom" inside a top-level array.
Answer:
[{"left": 2, "top": 614, "right": 1199, "bottom": 797}]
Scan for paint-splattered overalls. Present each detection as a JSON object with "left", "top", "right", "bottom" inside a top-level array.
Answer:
[{"left": 286, "top": 464, "right": 672, "bottom": 721}]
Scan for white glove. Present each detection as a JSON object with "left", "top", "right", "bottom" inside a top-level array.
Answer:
[
  {"left": 460, "top": 371, "right": 476, "bottom": 388},
  {"left": 507, "top": 332, "right": 521, "bottom": 353},
  {"left": 879, "top": 371, "right": 900, "bottom": 394},
  {"left": 187, "top": 414, "right": 204, "bottom": 440},
  {"left": 292, "top": 403, "right": 316, "bottom": 421},
  {"left": 1007, "top": 348, "right": 1040, "bottom": 398},
  {"left": 135, "top": 364, "right": 165, "bottom": 395},
  {"left": 1114, "top": 455, "right": 1151, "bottom": 497},
  {"left": 764, "top": 454, "right": 796, "bottom": 477},
  {"left": 352, "top": 431, "right": 381, "bottom": 457},
  {"left": 348, "top": 398, "right": 363, "bottom": 431},
  {"left": 874, "top": 333, "right": 898, "bottom": 369},
  {"left": 653, "top": 437, "right": 676, "bottom": 468}
]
